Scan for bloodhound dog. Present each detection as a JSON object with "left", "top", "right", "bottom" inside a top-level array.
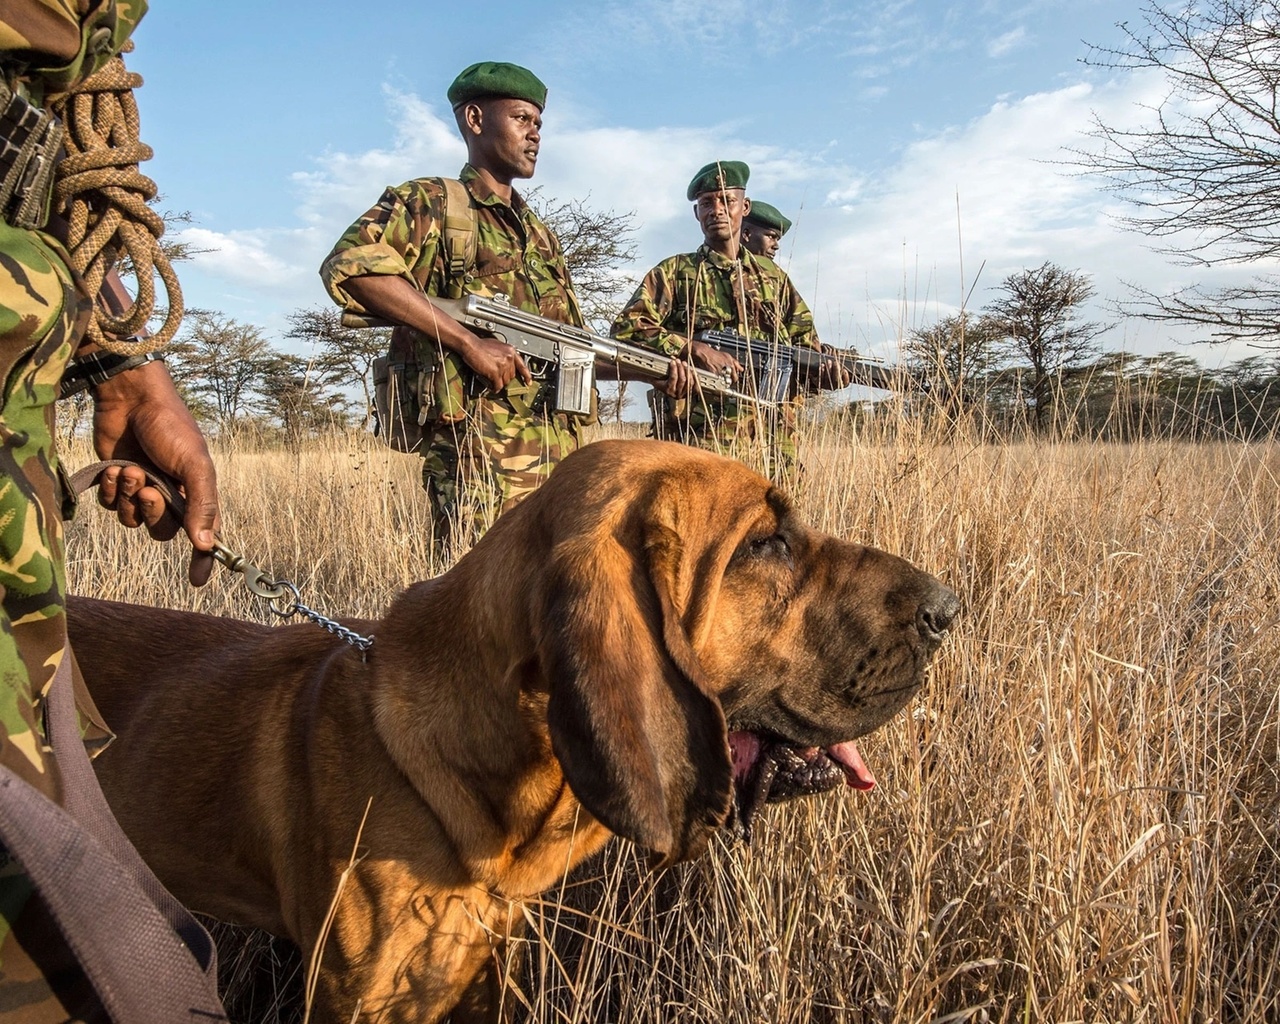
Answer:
[{"left": 69, "top": 439, "right": 958, "bottom": 1024}]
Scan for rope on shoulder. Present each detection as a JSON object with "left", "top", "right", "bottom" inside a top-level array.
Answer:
[{"left": 50, "top": 41, "right": 182, "bottom": 356}]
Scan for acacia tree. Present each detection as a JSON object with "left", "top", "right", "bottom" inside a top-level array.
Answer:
[
  {"left": 257, "top": 352, "right": 350, "bottom": 438},
  {"left": 981, "top": 262, "right": 1107, "bottom": 429},
  {"left": 523, "top": 188, "right": 639, "bottom": 329},
  {"left": 904, "top": 311, "right": 1001, "bottom": 413},
  {"left": 1079, "top": 0, "right": 1280, "bottom": 342},
  {"left": 526, "top": 189, "right": 639, "bottom": 421},
  {"left": 165, "top": 311, "right": 271, "bottom": 430},
  {"left": 284, "top": 307, "right": 389, "bottom": 430}
]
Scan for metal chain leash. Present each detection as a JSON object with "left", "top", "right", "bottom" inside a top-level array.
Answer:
[{"left": 211, "top": 540, "right": 375, "bottom": 654}]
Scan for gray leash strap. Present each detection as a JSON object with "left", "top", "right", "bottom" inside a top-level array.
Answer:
[{"left": 0, "top": 654, "right": 226, "bottom": 1022}]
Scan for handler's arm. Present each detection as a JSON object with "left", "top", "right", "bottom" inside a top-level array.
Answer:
[{"left": 341, "top": 274, "right": 531, "bottom": 392}]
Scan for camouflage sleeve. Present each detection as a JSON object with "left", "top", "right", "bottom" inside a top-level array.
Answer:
[
  {"left": 319, "top": 179, "right": 445, "bottom": 313},
  {"left": 782, "top": 276, "right": 820, "bottom": 350},
  {"left": 610, "top": 259, "right": 685, "bottom": 355}
]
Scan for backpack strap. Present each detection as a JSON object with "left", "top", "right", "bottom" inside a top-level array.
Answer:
[{"left": 439, "top": 177, "right": 477, "bottom": 299}]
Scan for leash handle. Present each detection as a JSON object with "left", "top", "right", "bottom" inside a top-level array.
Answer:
[{"left": 69, "top": 459, "right": 286, "bottom": 597}]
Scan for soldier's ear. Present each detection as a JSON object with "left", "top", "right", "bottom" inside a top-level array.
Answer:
[
  {"left": 461, "top": 101, "right": 484, "bottom": 138},
  {"left": 742, "top": 197, "right": 752, "bottom": 218}
]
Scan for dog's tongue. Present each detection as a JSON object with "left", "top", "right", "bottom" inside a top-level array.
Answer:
[
  {"left": 728, "top": 731, "right": 762, "bottom": 780},
  {"left": 827, "top": 741, "right": 876, "bottom": 790}
]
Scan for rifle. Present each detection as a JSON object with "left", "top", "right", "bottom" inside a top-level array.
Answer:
[
  {"left": 343, "top": 293, "right": 769, "bottom": 418},
  {"left": 694, "top": 328, "right": 930, "bottom": 396}
]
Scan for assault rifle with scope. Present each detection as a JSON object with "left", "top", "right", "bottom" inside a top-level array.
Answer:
[
  {"left": 693, "top": 328, "right": 931, "bottom": 400},
  {"left": 342, "top": 293, "right": 775, "bottom": 452}
]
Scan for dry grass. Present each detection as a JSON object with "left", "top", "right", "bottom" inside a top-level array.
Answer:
[{"left": 64, "top": 412, "right": 1280, "bottom": 1023}]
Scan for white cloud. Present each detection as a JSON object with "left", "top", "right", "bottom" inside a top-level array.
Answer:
[
  {"left": 766, "top": 72, "right": 1274, "bottom": 363},
  {"left": 176, "top": 227, "right": 315, "bottom": 290},
  {"left": 987, "top": 26, "right": 1028, "bottom": 58}
]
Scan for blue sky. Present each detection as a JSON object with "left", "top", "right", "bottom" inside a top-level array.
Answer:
[{"left": 124, "top": 0, "right": 1268, "bottom": 374}]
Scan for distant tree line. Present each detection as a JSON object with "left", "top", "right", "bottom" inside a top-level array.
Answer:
[{"left": 882, "top": 260, "right": 1280, "bottom": 441}]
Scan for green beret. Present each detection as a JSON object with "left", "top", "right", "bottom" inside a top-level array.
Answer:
[
  {"left": 447, "top": 62, "right": 547, "bottom": 110},
  {"left": 687, "top": 160, "right": 750, "bottom": 200},
  {"left": 744, "top": 200, "right": 792, "bottom": 236}
]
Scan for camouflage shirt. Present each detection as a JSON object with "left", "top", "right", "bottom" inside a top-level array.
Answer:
[
  {"left": 611, "top": 244, "right": 818, "bottom": 354},
  {"left": 321, "top": 163, "right": 583, "bottom": 328}
]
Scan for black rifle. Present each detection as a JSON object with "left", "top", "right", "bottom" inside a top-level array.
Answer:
[{"left": 694, "top": 328, "right": 930, "bottom": 396}]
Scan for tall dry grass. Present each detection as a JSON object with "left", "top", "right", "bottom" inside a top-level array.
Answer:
[{"left": 64, "top": 409, "right": 1280, "bottom": 1023}]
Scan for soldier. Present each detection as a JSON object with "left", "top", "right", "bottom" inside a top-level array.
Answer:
[
  {"left": 740, "top": 200, "right": 792, "bottom": 261},
  {"left": 322, "top": 61, "right": 587, "bottom": 540},
  {"left": 1, "top": 3, "right": 224, "bottom": 1020},
  {"left": 611, "top": 160, "right": 833, "bottom": 474}
]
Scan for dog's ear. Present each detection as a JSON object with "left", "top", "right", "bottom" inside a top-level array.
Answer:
[{"left": 536, "top": 505, "right": 735, "bottom": 866}]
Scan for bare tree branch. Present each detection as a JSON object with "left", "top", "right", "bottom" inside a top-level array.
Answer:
[{"left": 1074, "top": 1, "right": 1280, "bottom": 342}]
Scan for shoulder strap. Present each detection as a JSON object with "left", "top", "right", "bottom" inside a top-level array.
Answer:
[{"left": 439, "top": 177, "right": 477, "bottom": 298}]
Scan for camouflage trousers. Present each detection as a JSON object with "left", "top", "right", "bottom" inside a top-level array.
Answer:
[
  {"left": 0, "top": 222, "right": 110, "bottom": 1022},
  {"left": 422, "top": 378, "right": 581, "bottom": 542},
  {"left": 649, "top": 389, "right": 802, "bottom": 484}
]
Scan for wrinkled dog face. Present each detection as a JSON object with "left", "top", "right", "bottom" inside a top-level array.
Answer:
[
  {"left": 531, "top": 440, "right": 957, "bottom": 863},
  {"left": 697, "top": 488, "right": 957, "bottom": 828}
]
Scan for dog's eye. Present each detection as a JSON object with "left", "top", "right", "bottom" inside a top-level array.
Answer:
[{"left": 747, "top": 534, "right": 790, "bottom": 560}]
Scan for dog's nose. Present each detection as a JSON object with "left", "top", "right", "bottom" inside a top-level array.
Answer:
[{"left": 916, "top": 581, "right": 960, "bottom": 646}]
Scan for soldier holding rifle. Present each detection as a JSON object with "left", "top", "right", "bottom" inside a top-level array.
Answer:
[
  {"left": 611, "top": 160, "right": 844, "bottom": 473},
  {"left": 321, "top": 62, "right": 588, "bottom": 538}
]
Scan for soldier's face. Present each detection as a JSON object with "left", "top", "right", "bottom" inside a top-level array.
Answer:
[
  {"left": 742, "top": 224, "right": 783, "bottom": 259},
  {"left": 694, "top": 188, "right": 748, "bottom": 246},
  {"left": 467, "top": 98, "right": 543, "bottom": 181}
]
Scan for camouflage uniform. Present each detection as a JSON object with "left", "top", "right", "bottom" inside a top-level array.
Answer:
[
  {"left": 1, "top": 3, "right": 144, "bottom": 1018},
  {"left": 322, "top": 164, "right": 586, "bottom": 537},
  {"left": 610, "top": 244, "right": 819, "bottom": 476}
]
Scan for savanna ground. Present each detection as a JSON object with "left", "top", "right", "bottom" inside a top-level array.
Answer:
[{"left": 64, "top": 404, "right": 1280, "bottom": 1023}]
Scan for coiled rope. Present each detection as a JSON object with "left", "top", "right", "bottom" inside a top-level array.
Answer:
[{"left": 50, "top": 41, "right": 181, "bottom": 356}]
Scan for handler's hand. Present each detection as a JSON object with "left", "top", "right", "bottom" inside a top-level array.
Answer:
[
  {"left": 91, "top": 358, "right": 221, "bottom": 586},
  {"left": 460, "top": 333, "right": 533, "bottom": 392}
]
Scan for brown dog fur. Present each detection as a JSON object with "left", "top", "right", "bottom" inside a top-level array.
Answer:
[{"left": 69, "top": 439, "right": 957, "bottom": 1023}]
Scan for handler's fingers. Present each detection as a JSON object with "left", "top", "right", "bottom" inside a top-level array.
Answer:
[
  {"left": 189, "top": 548, "right": 215, "bottom": 587},
  {"left": 515, "top": 352, "right": 533, "bottom": 387},
  {"left": 180, "top": 454, "right": 220, "bottom": 589},
  {"left": 98, "top": 464, "right": 147, "bottom": 528},
  {"left": 95, "top": 464, "right": 123, "bottom": 511},
  {"left": 136, "top": 485, "right": 181, "bottom": 541}
]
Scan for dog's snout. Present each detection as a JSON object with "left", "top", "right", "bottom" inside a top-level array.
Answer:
[{"left": 916, "top": 581, "right": 960, "bottom": 645}]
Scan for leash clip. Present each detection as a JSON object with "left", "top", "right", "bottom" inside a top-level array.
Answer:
[
  {"left": 211, "top": 541, "right": 294, "bottom": 603},
  {"left": 210, "top": 540, "right": 374, "bottom": 654}
]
